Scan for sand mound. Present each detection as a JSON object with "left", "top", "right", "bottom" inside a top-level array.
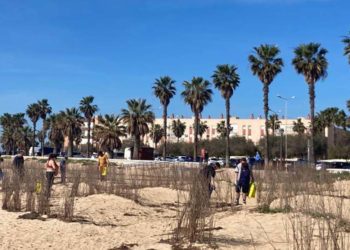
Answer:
[
  {"left": 74, "top": 194, "right": 153, "bottom": 226},
  {"left": 138, "top": 187, "right": 188, "bottom": 206}
]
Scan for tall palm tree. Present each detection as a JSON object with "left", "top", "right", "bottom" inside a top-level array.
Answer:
[
  {"left": 60, "top": 108, "right": 84, "bottom": 157},
  {"left": 38, "top": 99, "right": 52, "bottom": 156},
  {"left": 15, "top": 126, "right": 33, "bottom": 155},
  {"left": 121, "top": 99, "right": 155, "bottom": 159},
  {"left": 152, "top": 76, "right": 176, "bottom": 159},
  {"left": 267, "top": 114, "right": 281, "bottom": 137},
  {"left": 149, "top": 124, "right": 164, "bottom": 150},
  {"left": 249, "top": 45, "right": 284, "bottom": 166},
  {"left": 94, "top": 114, "right": 126, "bottom": 156},
  {"left": 181, "top": 77, "right": 212, "bottom": 160},
  {"left": 79, "top": 96, "right": 98, "bottom": 157},
  {"left": 171, "top": 119, "right": 186, "bottom": 142},
  {"left": 293, "top": 119, "right": 306, "bottom": 135},
  {"left": 342, "top": 33, "right": 350, "bottom": 64},
  {"left": 212, "top": 64, "right": 240, "bottom": 166},
  {"left": 292, "top": 43, "right": 328, "bottom": 163},
  {"left": 47, "top": 113, "right": 65, "bottom": 154},
  {"left": 26, "top": 103, "right": 41, "bottom": 156}
]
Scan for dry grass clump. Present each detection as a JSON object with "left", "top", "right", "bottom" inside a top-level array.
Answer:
[
  {"left": 255, "top": 165, "right": 350, "bottom": 249},
  {"left": 173, "top": 166, "right": 216, "bottom": 246}
]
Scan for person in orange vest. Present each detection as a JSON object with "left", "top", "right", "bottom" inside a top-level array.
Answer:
[{"left": 97, "top": 151, "right": 109, "bottom": 181}]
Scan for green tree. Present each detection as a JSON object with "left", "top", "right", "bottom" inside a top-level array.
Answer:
[
  {"left": 79, "top": 96, "right": 98, "bottom": 157},
  {"left": 212, "top": 64, "right": 240, "bottom": 166},
  {"left": 171, "top": 119, "right": 186, "bottom": 142},
  {"left": 47, "top": 113, "right": 65, "bottom": 154},
  {"left": 94, "top": 114, "right": 126, "bottom": 156},
  {"left": 60, "top": 108, "right": 84, "bottom": 157},
  {"left": 267, "top": 114, "right": 281, "bottom": 137},
  {"left": 196, "top": 121, "right": 208, "bottom": 140},
  {"left": 0, "top": 113, "right": 27, "bottom": 154},
  {"left": 121, "top": 99, "right": 155, "bottom": 159},
  {"left": 293, "top": 118, "right": 307, "bottom": 135},
  {"left": 149, "top": 124, "right": 164, "bottom": 150},
  {"left": 26, "top": 103, "right": 41, "bottom": 156},
  {"left": 38, "top": 99, "right": 52, "bottom": 156},
  {"left": 292, "top": 43, "right": 328, "bottom": 163},
  {"left": 342, "top": 32, "right": 350, "bottom": 64},
  {"left": 216, "top": 121, "right": 228, "bottom": 139},
  {"left": 249, "top": 45, "right": 284, "bottom": 165},
  {"left": 181, "top": 77, "right": 212, "bottom": 160},
  {"left": 153, "top": 76, "right": 176, "bottom": 158}
]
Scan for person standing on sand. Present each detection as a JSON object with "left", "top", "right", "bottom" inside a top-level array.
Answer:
[
  {"left": 60, "top": 156, "right": 68, "bottom": 184},
  {"left": 201, "top": 162, "right": 219, "bottom": 198},
  {"left": 13, "top": 151, "right": 25, "bottom": 180},
  {"left": 97, "top": 151, "right": 109, "bottom": 181},
  {"left": 235, "top": 158, "right": 254, "bottom": 205},
  {"left": 45, "top": 154, "right": 59, "bottom": 197}
]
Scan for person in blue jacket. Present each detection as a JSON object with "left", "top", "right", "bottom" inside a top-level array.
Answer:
[{"left": 235, "top": 158, "right": 254, "bottom": 205}]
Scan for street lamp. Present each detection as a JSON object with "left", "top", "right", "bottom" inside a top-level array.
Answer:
[{"left": 277, "top": 95, "right": 295, "bottom": 161}]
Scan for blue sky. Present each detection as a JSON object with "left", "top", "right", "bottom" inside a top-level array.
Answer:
[{"left": 0, "top": 0, "right": 349, "bottom": 120}]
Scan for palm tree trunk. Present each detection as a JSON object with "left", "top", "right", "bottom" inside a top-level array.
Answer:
[
  {"left": 68, "top": 136, "right": 73, "bottom": 157},
  {"left": 162, "top": 105, "right": 167, "bottom": 159},
  {"left": 225, "top": 97, "right": 231, "bottom": 167},
  {"left": 263, "top": 83, "right": 270, "bottom": 167},
  {"left": 32, "top": 123, "right": 36, "bottom": 156},
  {"left": 41, "top": 119, "right": 46, "bottom": 156},
  {"left": 194, "top": 112, "right": 199, "bottom": 161},
  {"left": 87, "top": 119, "right": 91, "bottom": 157},
  {"left": 308, "top": 82, "right": 315, "bottom": 164},
  {"left": 133, "top": 133, "right": 140, "bottom": 160}
]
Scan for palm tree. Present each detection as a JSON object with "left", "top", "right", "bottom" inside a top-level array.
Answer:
[
  {"left": 38, "top": 99, "right": 52, "bottom": 156},
  {"left": 149, "top": 124, "right": 164, "bottom": 150},
  {"left": 60, "top": 108, "right": 84, "bottom": 157},
  {"left": 342, "top": 33, "right": 350, "bottom": 64},
  {"left": 293, "top": 119, "right": 306, "bottom": 135},
  {"left": 16, "top": 126, "right": 33, "bottom": 155},
  {"left": 216, "top": 121, "right": 228, "bottom": 139},
  {"left": 317, "top": 107, "right": 347, "bottom": 130},
  {"left": 196, "top": 121, "right": 208, "bottom": 140},
  {"left": 249, "top": 45, "right": 284, "bottom": 166},
  {"left": 94, "top": 114, "right": 126, "bottom": 156},
  {"left": 121, "top": 99, "right": 155, "bottom": 159},
  {"left": 171, "top": 119, "right": 186, "bottom": 142},
  {"left": 181, "top": 77, "right": 212, "bottom": 160},
  {"left": 267, "top": 114, "right": 281, "bottom": 137},
  {"left": 212, "top": 64, "right": 240, "bottom": 166},
  {"left": 0, "top": 113, "right": 27, "bottom": 154},
  {"left": 26, "top": 103, "right": 41, "bottom": 156},
  {"left": 79, "top": 96, "right": 98, "bottom": 157},
  {"left": 292, "top": 43, "right": 328, "bottom": 163},
  {"left": 47, "top": 113, "right": 65, "bottom": 154},
  {"left": 152, "top": 76, "right": 176, "bottom": 159}
]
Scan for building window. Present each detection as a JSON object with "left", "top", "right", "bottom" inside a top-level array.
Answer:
[
  {"left": 212, "top": 128, "right": 215, "bottom": 135},
  {"left": 248, "top": 125, "right": 252, "bottom": 136},
  {"left": 260, "top": 126, "right": 265, "bottom": 137},
  {"left": 189, "top": 127, "right": 193, "bottom": 135},
  {"left": 232, "top": 124, "right": 238, "bottom": 136},
  {"left": 242, "top": 125, "right": 246, "bottom": 136}
]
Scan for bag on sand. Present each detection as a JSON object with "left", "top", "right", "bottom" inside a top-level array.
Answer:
[{"left": 248, "top": 182, "right": 256, "bottom": 198}]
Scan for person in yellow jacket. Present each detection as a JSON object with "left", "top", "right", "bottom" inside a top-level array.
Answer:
[{"left": 97, "top": 151, "right": 109, "bottom": 181}]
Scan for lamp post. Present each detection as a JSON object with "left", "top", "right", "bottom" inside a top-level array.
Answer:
[{"left": 277, "top": 95, "right": 295, "bottom": 161}]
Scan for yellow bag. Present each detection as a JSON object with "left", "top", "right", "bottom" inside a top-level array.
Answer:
[
  {"left": 101, "top": 166, "right": 107, "bottom": 176},
  {"left": 35, "top": 181, "right": 42, "bottom": 194},
  {"left": 248, "top": 182, "right": 256, "bottom": 198}
]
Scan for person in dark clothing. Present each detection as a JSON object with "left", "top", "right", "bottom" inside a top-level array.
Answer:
[
  {"left": 201, "top": 162, "right": 219, "bottom": 197},
  {"left": 13, "top": 151, "right": 25, "bottom": 179},
  {"left": 235, "top": 158, "right": 254, "bottom": 205},
  {"left": 45, "top": 154, "right": 58, "bottom": 197},
  {"left": 60, "top": 156, "right": 68, "bottom": 184}
]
